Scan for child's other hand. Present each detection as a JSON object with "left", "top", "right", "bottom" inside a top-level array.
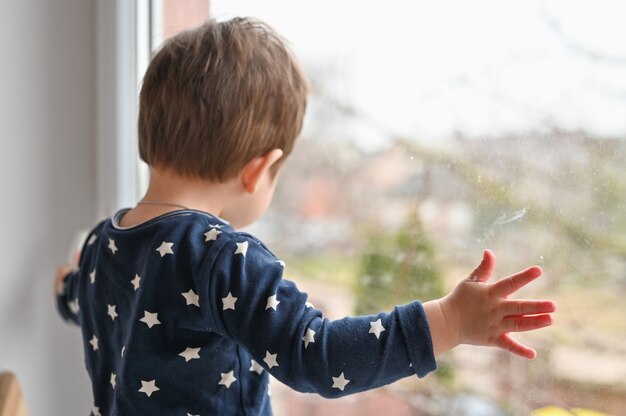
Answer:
[{"left": 439, "top": 249, "right": 556, "bottom": 359}]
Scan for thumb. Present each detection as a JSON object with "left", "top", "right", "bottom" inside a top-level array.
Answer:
[{"left": 468, "top": 249, "right": 496, "bottom": 283}]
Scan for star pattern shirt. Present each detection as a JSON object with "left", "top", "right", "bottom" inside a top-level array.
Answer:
[{"left": 57, "top": 209, "right": 437, "bottom": 416}]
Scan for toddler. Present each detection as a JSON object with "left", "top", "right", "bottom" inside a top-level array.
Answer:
[{"left": 55, "top": 17, "right": 556, "bottom": 416}]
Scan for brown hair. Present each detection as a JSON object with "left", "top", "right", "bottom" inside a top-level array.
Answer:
[{"left": 138, "top": 17, "right": 308, "bottom": 181}]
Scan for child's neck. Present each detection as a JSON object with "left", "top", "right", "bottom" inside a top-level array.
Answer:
[{"left": 119, "top": 168, "right": 237, "bottom": 228}]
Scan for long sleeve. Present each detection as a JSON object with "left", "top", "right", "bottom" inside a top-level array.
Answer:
[
  {"left": 56, "top": 268, "right": 81, "bottom": 325},
  {"left": 204, "top": 234, "right": 437, "bottom": 398},
  {"left": 56, "top": 227, "right": 104, "bottom": 326}
]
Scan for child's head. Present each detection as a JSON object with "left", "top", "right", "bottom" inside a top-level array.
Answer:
[{"left": 138, "top": 17, "right": 308, "bottom": 183}]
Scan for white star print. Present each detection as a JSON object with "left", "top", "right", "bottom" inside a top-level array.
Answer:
[
  {"left": 263, "top": 351, "right": 279, "bottom": 369},
  {"left": 179, "top": 347, "right": 201, "bottom": 362},
  {"left": 107, "top": 304, "right": 118, "bottom": 321},
  {"left": 139, "top": 311, "right": 161, "bottom": 328},
  {"left": 204, "top": 228, "right": 221, "bottom": 242},
  {"left": 108, "top": 238, "right": 118, "bottom": 254},
  {"left": 121, "top": 346, "right": 125, "bottom": 357},
  {"left": 156, "top": 241, "right": 174, "bottom": 257},
  {"left": 187, "top": 414, "right": 199, "bottom": 416},
  {"left": 209, "top": 223, "right": 223, "bottom": 229},
  {"left": 222, "top": 292, "right": 237, "bottom": 310},
  {"left": 219, "top": 371, "right": 237, "bottom": 388},
  {"left": 249, "top": 359, "right": 264, "bottom": 375},
  {"left": 92, "top": 405, "right": 101, "bottom": 416},
  {"left": 131, "top": 274, "right": 141, "bottom": 291},
  {"left": 139, "top": 380, "right": 160, "bottom": 397},
  {"left": 332, "top": 372, "right": 350, "bottom": 391},
  {"left": 182, "top": 289, "right": 200, "bottom": 307},
  {"left": 277, "top": 260, "right": 285, "bottom": 267},
  {"left": 110, "top": 373, "right": 116, "bottom": 389},
  {"left": 89, "top": 335, "right": 99, "bottom": 351},
  {"left": 235, "top": 241, "right": 248, "bottom": 256},
  {"left": 87, "top": 234, "right": 97, "bottom": 245},
  {"left": 303, "top": 328, "right": 316, "bottom": 349},
  {"left": 305, "top": 301, "right": 314, "bottom": 309},
  {"left": 265, "top": 294, "right": 280, "bottom": 310},
  {"left": 369, "top": 319, "right": 386, "bottom": 339},
  {"left": 89, "top": 269, "right": 96, "bottom": 284}
]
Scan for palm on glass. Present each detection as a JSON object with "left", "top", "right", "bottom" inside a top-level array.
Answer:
[{"left": 440, "top": 249, "right": 556, "bottom": 359}]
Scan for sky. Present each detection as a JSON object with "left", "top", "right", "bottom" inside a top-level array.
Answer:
[{"left": 212, "top": 0, "right": 626, "bottom": 147}]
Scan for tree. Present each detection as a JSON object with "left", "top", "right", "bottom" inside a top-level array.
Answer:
[{"left": 355, "top": 217, "right": 444, "bottom": 315}]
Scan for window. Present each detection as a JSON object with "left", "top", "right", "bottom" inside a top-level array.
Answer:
[
  {"left": 139, "top": 1, "right": 626, "bottom": 415},
  {"left": 138, "top": 0, "right": 211, "bottom": 198}
]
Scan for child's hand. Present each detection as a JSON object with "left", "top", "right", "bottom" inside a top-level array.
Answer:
[{"left": 424, "top": 250, "right": 556, "bottom": 359}]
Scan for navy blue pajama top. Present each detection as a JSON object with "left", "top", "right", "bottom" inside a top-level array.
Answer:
[{"left": 56, "top": 209, "right": 437, "bottom": 415}]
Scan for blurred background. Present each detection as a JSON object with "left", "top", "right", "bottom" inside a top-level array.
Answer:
[{"left": 1, "top": 1, "right": 625, "bottom": 415}]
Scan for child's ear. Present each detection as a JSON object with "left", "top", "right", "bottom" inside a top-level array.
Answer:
[{"left": 241, "top": 149, "right": 284, "bottom": 193}]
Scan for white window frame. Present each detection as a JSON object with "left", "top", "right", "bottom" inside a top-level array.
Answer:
[{"left": 96, "top": 0, "right": 151, "bottom": 218}]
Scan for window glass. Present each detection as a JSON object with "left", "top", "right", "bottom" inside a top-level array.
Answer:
[
  {"left": 150, "top": 0, "right": 210, "bottom": 47},
  {"left": 136, "top": 0, "right": 211, "bottom": 197},
  {"left": 149, "top": 1, "right": 626, "bottom": 414}
]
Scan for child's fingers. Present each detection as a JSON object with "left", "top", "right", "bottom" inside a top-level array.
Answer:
[
  {"left": 496, "top": 333, "right": 537, "bottom": 359},
  {"left": 490, "top": 266, "right": 542, "bottom": 297},
  {"left": 502, "top": 314, "right": 553, "bottom": 332},
  {"left": 467, "top": 249, "right": 496, "bottom": 283},
  {"left": 501, "top": 299, "right": 556, "bottom": 317}
]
